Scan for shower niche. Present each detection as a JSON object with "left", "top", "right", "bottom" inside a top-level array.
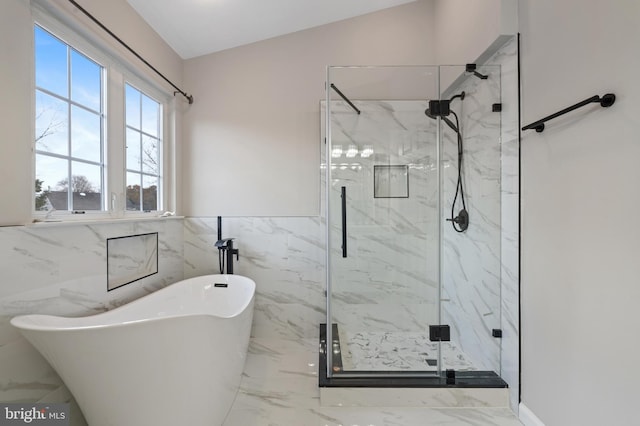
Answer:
[{"left": 320, "top": 36, "right": 519, "bottom": 403}]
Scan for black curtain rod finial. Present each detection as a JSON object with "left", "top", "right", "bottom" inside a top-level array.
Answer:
[{"left": 175, "top": 91, "right": 194, "bottom": 104}]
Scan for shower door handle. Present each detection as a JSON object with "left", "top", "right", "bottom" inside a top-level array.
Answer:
[{"left": 341, "top": 186, "right": 347, "bottom": 258}]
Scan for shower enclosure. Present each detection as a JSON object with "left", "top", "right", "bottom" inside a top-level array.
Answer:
[{"left": 323, "top": 63, "right": 504, "bottom": 380}]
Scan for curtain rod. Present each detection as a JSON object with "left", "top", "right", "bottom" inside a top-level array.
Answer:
[{"left": 66, "top": 0, "right": 193, "bottom": 104}]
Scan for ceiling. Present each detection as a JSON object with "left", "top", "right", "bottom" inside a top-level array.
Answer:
[{"left": 126, "top": 0, "right": 418, "bottom": 59}]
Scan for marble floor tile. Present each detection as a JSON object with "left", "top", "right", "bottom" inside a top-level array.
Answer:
[
  {"left": 224, "top": 405, "right": 522, "bottom": 426},
  {"left": 340, "top": 330, "right": 477, "bottom": 371},
  {"left": 224, "top": 336, "right": 522, "bottom": 426},
  {"left": 243, "top": 338, "right": 319, "bottom": 380}
]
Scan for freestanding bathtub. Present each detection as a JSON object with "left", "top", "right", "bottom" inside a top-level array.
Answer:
[{"left": 10, "top": 274, "right": 255, "bottom": 426}]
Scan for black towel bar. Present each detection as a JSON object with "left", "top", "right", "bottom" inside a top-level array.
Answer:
[{"left": 522, "top": 93, "right": 615, "bottom": 133}]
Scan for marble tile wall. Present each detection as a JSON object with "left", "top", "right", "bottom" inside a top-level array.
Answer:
[
  {"left": 323, "top": 100, "right": 441, "bottom": 337},
  {"left": 440, "top": 36, "right": 519, "bottom": 412},
  {"left": 184, "top": 217, "right": 326, "bottom": 341},
  {"left": 440, "top": 62, "right": 503, "bottom": 374},
  {"left": 107, "top": 232, "right": 159, "bottom": 290},
  {"left": 0, "top": 218, "right": 184, "bottom": 425}
]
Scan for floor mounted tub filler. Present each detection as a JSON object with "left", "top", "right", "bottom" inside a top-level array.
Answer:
[{"left": 11, "top": 274, "right": 256, "bottom": 426}]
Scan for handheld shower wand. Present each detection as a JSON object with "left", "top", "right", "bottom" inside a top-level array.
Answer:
[{"left": 424, "top": 92, "right": 469, "bottom": 233}]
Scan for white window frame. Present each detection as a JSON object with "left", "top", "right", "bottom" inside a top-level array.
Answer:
[
  {"left": 31, "top": 6, "right": 174, "bottom": 222},
  {"left": 123, "top": 80, "right": 165, "bottom": 214}
]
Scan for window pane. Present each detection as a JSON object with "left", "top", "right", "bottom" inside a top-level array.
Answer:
[
  {"left": 36, "top": 91, "right": 68, "bottom": 156},
  {"left": 126, "top": 172, "right": 141, "bottom": 211},
  {"left": 126, "top": 84, "right": 140, "bottom": 129},
  {"left": 126, "top": 128, "right": 141, "bottom": 171},
  {"left": 71, "top": 106, "right": 101, "bottom": 163},
  {"left": 71, "top": 49, "right": 101, "bottom": 112},
  {"left": 35, "top": 26, "right": 68, "bottom": 97},
  {"left": 141, "top": 135, "right": 159, "bottom": 175},
  {"left": 142, "top": 175, "right": 158, "bottom": 211},
  {"left": 71, "top": 162, "right": 102, "bottom": 210},
  {"left": 35, "top": 154, "right": 68, "bottom": 211},
  {"left": 141, "top": 94, "right": 159, "bottom": 137}
]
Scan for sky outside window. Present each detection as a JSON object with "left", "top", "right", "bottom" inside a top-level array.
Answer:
[{"left": 34, "top": 25, "right": 104, "bottom": 210}]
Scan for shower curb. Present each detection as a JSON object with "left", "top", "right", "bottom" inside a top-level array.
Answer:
[{"left": 318, "top": 323, "right": 509, "bottom": 407}]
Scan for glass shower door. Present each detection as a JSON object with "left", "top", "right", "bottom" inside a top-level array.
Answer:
[{"left": 325, "top": 66, "right": 442, "bottom": 377}]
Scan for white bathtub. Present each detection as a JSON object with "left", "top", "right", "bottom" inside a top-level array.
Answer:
[{"left": 10, "top": 274, "right": 255, "bottom": 426}]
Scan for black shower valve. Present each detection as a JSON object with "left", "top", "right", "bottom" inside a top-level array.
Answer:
[{"left": 446, "top": 209, "right": 469, "bottom": 232}]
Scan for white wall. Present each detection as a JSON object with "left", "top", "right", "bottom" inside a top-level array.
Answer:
[
  {"left": 182, "top": 0, "right": 436, "bottom": 217},
  {"left": 0, "top": 0, "right": 184, "bottom": 226},
  {"left": 434, "top": 0, "right": 501, "bottom": 65},
  {"left": 0, "top": 0, "right": 33, "bottom": 225},
  {"left": 519, "top": 0, "right": 640, "bottom": 425}
]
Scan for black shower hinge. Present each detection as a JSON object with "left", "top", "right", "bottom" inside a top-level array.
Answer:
[
  {"left": 429, "top": 325, "right": 451, "bottom": 342},
  {"left": 492, "top": 103, "right": 502, "bottom": 112},
  {"left": 492, "top": 329, "right": 503, "bottom": 338},
  {"left": 446, "top": 369, "right": 456, "bottom": 385}
]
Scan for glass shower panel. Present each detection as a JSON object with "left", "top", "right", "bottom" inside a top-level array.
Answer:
[
  {"left": 439, "top": 64, "right": 503, "bottom": 374},
  {"left": 325, "top": 66, "right": 441, "bottom": 377}
]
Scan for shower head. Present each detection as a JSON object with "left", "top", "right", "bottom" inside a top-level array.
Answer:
[
  {"left": 424, "top": 91, "right": 465, "bottom": 117},
  {"left": 424, "top": 108, "right": 459, "bottom": 132},
  {"left": 424, "top": 91, "right": 464, "bottom": 131},
  {"left": 424, "top": 107, "right": 436, "bottom": 119}
]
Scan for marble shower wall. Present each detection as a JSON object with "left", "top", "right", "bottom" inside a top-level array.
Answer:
[
  {"left": 440, "top": 61, "right": 503, "bottom": 373},
  {"left": 325, "top": 101, "right": 440, "bottom": 335},
  {"left": 0, "top": 218, "right": 184, "bottom": 424},
  {"left": 440, "top": 36, "right": 519, "bottom": 411}
]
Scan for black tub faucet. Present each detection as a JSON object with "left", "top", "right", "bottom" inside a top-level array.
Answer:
[
  {"left": 215, "top": 220, "right": 240, "bottom": 274},
  {"left": 215, "top": 238, "right": 239, "bottom": 273}
]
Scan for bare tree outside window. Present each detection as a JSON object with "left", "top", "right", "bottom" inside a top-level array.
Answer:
[
  {"left": 125, "top": 83, "right": 161, "bottom": 212},
  {"left": 35, "top": 105, "right": 65, "bottom": 149},
  {"left": 56, "top": 175, "right": 97, "bottom": 193}
]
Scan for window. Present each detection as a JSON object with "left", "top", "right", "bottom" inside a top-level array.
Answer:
[
  {"left": 125, "top": 84, "right": 162, "bottom": 212},
  {"left": 32, "top": 16, "right": 171, "bottom": 220},
  {"left": 34, "top": 25, "right": 104, "bottom": 212}
]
